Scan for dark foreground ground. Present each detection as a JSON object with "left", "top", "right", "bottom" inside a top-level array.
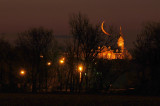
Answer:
[{"left": 0, "top": 93, "right": 160, "bottom": 106}]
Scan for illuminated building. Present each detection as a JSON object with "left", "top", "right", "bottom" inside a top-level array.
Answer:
[{"left": 97, "top": 27, "right": 132, "bottom": 60}]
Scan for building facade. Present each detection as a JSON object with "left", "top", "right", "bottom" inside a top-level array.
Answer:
[{"left": 97, "top": 27, "right": 132, "bottom": 60}]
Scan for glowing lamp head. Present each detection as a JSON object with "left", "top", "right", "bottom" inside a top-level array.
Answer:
[
  {"left": 20, "top": 70, "right": 25, "bottom": 76},
  {"left": 47, "top": 62, "right": 51, "bottom": 66},
  {"left": 59, "top": 57, "right": 65, "bottom": 64},
  {"left": 59, "top": 60, "right": 64, "bottom": 64},
  {"left": 78, "top": 65, "right": 83, "bottom": 72}
]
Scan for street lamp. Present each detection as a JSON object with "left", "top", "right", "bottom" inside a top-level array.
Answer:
[
  {"left": 59, "top": 57, "right": 65, "bottom": 91},
  {"left": 59, "top": 57, "right": 65, "bottom": 64},
  {"left": 40, "top": 55, "right": 43, "bottom": 58},
  {"left": 19, "top": 69, "right": 26, "bottom": 90},
  {"left": 20, "top": 69, "right": 26, "bottom": 76},
  {"left": 47, "top": 62, "right": 51, "bottom": 66},
  {"left": 78, "top": 65, "right": 83, "bottom": 82}
]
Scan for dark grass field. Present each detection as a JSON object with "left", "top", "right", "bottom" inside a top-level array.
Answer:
[{"left": 0, "top": 93, "right": 160, "bottom": 106}]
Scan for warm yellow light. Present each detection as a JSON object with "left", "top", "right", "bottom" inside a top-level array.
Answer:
[
  {"left": 59, "top": 57, "right": 65, "bottom": 64},
  {"left": 118, "top": 42, "right": 124, "bottom": 47},
  {"left": 78, "top": 65, "right": 83, "bottom": 82},
  {"left": 40, "top": 55, "right": 43, "bottom": 58},
  {"left": 118, "top": 36, "right": 124, "bottom": 47},
  {"left": 59, "top": 60, "right": 64, "bottom": 64},
  {"left": 112, "top": 54, "right": 116, "bottom": 59},
  {"left": 108, "top": 52, "right": 111, "bottom": 59},
  {"left": 108, "top": 53, "right": 111, "bottom": 56},
  {"left": 47, "top": 62, "right": 51, "bottom": 66},
  {"left": 78, "top": 65, "right": 83, "bottom": 72},
  {"left": 20, "top": 70, "right": 25, "bottom": 76}
]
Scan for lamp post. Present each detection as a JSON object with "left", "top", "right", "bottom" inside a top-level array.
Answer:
[
  {"left": 45, "top": 61, "right": 52, "bottom": 92},
  {"left": 78, "top": 65, "right": 83, "bottom": 82},
  {"left": 58, "top": 57, "right": 65, "bottom": 91},
  {"left": 19, "top": 69, "right": 26, "bottom": 90}
]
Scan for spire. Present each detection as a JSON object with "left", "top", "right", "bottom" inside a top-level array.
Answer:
[
  {"left": 120, "top": 26, "right": 123, "bottom": 36},
  {"left": 118, "top": 26, "right": 124, "bottom": 52},
  {"left": 118, "top": 26, "right": 124, "bottom": 45}
]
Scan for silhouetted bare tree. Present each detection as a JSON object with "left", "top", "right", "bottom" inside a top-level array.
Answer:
[
  {"left": 16, "top": 27, "right": 56, "bottom": 92},
  {"left": 133, "top": 22, "right": 160, "bottom": 94},
  {"left": 68, "top": 13, "right": 106, "bottom": 91},
  {"left": 0, "top": 38, "right": 19, "bottom": 92}
]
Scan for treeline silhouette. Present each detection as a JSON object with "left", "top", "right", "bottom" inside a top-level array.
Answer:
[{"left": 0, "top": 13, "right": 160, "bottom": 95}]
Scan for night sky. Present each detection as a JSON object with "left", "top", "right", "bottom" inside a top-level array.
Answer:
[{"left": 0, "top": 0, "right": 160, "bottom": 48}]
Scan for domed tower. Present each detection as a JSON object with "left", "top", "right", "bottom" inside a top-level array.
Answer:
[{"left": 117, "top": 26, "right": 124, "bottom": 53}]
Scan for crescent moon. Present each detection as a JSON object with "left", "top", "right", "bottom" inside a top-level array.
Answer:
[{"left": 101, "top": 21, "right": 110, "bottom": 35}]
